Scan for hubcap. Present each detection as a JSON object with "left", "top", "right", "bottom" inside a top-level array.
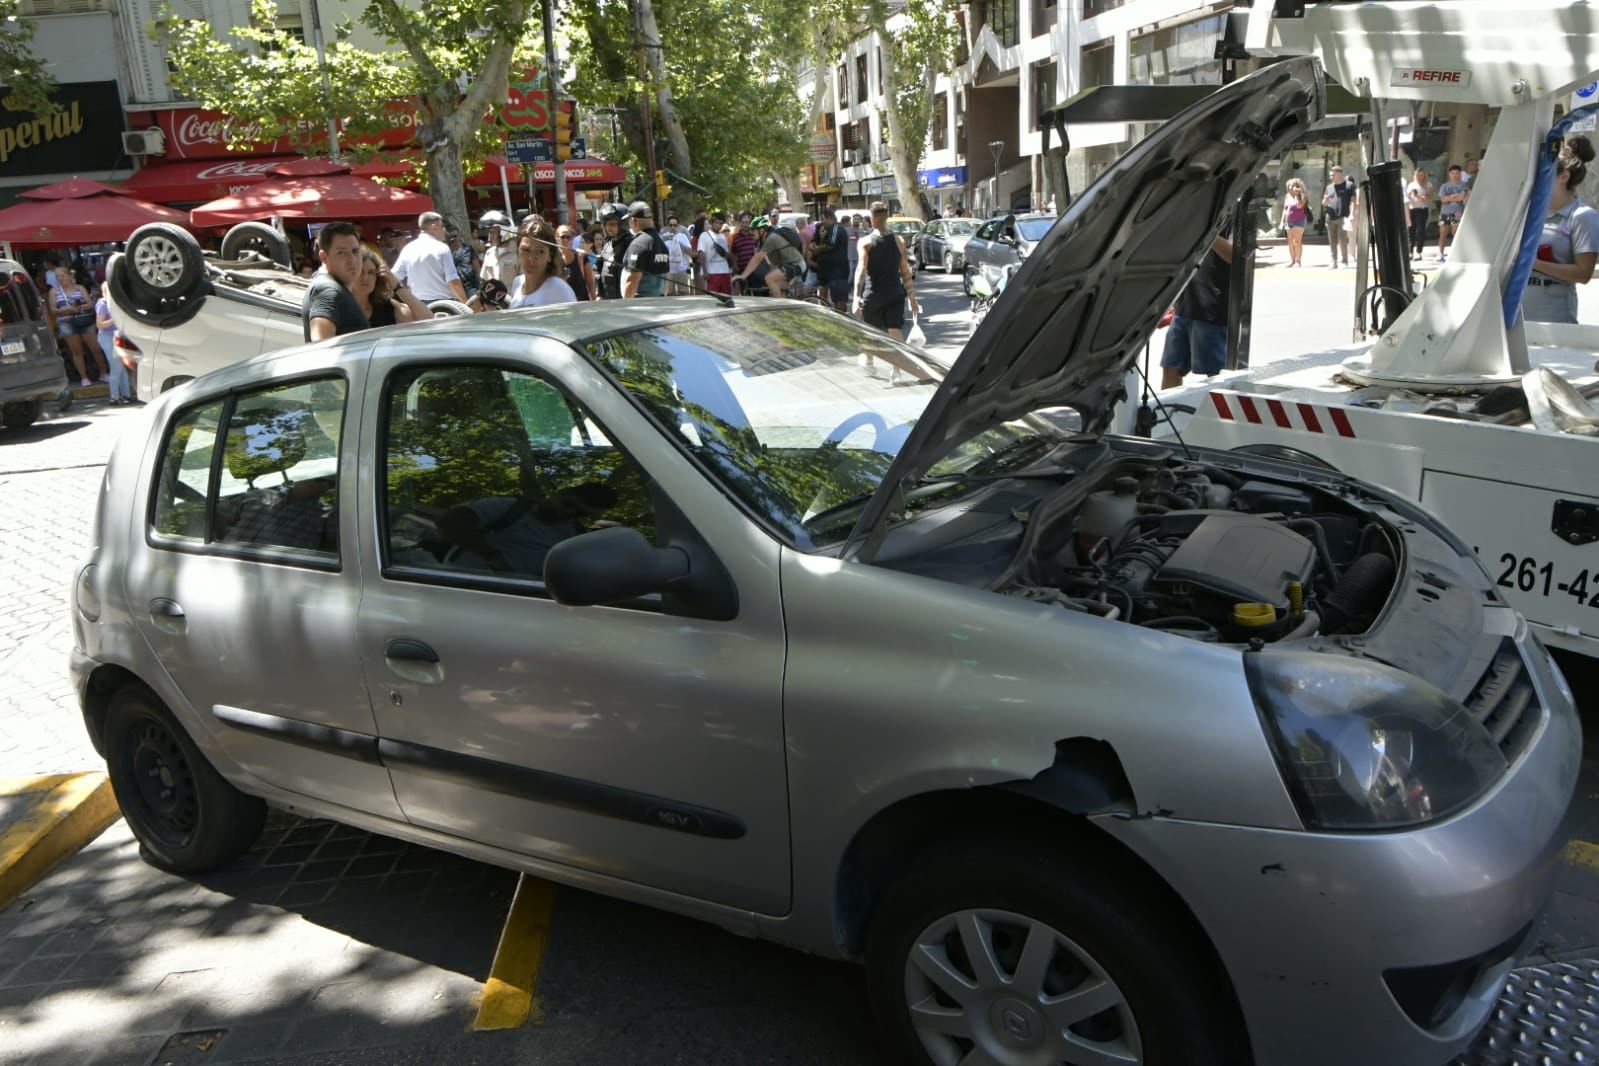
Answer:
[
  {"left": 903, "top": 908, "right": 1142, "bottom": 1066},
  {"left": 127, "top": 716, "right": 199, "bottom": 847},
  {"left": 133, "top": 237, "right": 186, "bottom": 290}
]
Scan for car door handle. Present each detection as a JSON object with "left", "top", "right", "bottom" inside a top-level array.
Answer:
[
  {"left": 148, "top": 598, "right": 186, "bottom": 635},
  {"left": 383, "top": 638, "right": 443, "bottom": 684}
]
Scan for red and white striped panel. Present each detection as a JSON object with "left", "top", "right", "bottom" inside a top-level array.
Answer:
[{"left": 1207, "top": 392, "right": 1356, "bottom": 438}]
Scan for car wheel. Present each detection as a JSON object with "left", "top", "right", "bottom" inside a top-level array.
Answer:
[
  {"left": 961, "top": 266, "right": 973, "bottom": 297},
  {"left": 943, "top": 251, "right": 956, "bottom": 274},
  {"left": 126, "top": 223, "right": 207, "bottom": 303},
  {"left": 2, "top": 397, "right": 42, "bottom": 430},
  {"left": 428, "top": 299, "right": 474, "bottom": 317},
  {"left": 220, "top": 221, "right": 292, "bottom": 269},
  {"left": 866, "top": 838, "right": 1242, "bottom": 1066},
  {"left": 107, "top": 255, "right": 207, "bottom": 330},
  {"left": 102, "top": 683, "right": 265, "bottom": 874}
]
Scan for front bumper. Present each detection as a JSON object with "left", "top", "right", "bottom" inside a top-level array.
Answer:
[{"left": 1101, "top": 636, "right": 1580, "bottom": 1066}]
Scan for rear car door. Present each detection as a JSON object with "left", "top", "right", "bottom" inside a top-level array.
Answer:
[
  {"left": 0, "top": 267, "right": 65, "bottom": 427},
  {"left": 129, "top": 357, "right": 404, "bottom": 818},
  {"left": 355, "top": 332, "right": 791, "bottom": 916}
]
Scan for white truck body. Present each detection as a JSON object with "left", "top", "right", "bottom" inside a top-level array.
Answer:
[{"left": 1140, "top": 1, "right": 1599, "bottom": 657}]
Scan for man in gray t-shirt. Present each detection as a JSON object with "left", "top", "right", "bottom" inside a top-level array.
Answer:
[
  {"left": 301, "top": 222, "right": 370, "bottom": 342},
  {"left": 1437, "top": 164, "right": 1469, "bottom": 262}
]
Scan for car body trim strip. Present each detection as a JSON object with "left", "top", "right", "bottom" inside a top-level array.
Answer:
[
  {"left": 373, "top": 738, "right": 747, "bottom": 840},
  {"left": 210, "top": 704, "right": 383, "bottom": 765}
]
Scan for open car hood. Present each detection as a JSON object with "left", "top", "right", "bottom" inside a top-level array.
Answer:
[{"left": 845, "top": 57, "right": 1324, "bottom": 561}]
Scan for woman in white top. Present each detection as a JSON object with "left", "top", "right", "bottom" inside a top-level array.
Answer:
[{"left": 508, "top": 218, "right": 577, "bottom": 308}]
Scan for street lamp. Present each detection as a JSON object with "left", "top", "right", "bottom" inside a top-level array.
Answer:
[{"left": 988, "top": 140, "right": 1005, "bottom": 215}]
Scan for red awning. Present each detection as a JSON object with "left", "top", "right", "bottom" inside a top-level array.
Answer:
[
  {"left": 190, "top": 173, "right": 434, "bottom": 227},
  {"left": 0, "top": 193, "right": 191, "bottom": 247},
  {"left": 121, "top": 156, "right": 302, "bottom": 205},
  {"left": 19, "top": 178, "right": 130, "bottom": 201}
]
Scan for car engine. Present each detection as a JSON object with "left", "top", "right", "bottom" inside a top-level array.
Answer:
[{"left": 1002, "top": 458, "right": 1399, "bottom": 644}]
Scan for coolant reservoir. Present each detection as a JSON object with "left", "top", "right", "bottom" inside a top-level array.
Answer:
[{"left": 1075, "top": 477, "right": 1140, "bottom": 560}]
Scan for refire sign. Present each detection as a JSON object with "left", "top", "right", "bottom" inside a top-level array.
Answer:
[{"left": 1391, "top": 67, "right": 1473, "bottom": 88}]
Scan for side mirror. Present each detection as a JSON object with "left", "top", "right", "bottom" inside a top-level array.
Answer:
[{"left": 544, "top": 527, "right": 689, "bottom": 607}]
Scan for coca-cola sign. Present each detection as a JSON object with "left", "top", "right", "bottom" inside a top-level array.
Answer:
[
  {"left": 152, "top": 104, "right": 418, "bottom": 160},
  {"left": 193, "top": 159, "right": 283, "bottom": 181}
]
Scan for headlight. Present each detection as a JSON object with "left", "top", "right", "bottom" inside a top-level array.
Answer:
[{"left": 1244, "top": 651, "right": 1506, "bottom": 830}]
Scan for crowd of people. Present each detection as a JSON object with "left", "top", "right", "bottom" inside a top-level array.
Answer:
[
  {"left": 302, "top": 198, "right": 925, "bottom": 342},
  {"left": 25, "top": 252, "right": 137, "bottom": 403}
]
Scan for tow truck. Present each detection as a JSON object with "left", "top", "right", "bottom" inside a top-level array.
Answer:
[{"left": 1134, "top": 0, "right": 1599, "bottom": 660}]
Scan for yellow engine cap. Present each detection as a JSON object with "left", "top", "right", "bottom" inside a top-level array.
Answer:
[{"left": 1233, "top": 602, "right": 1277, "bottom": 627}]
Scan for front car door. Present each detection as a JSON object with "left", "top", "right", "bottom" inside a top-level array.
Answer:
[
  {"left": 128, "top": 355, "right": 404, "bottom": 819},
  {"left": 354, "top": 330, "right": 791, "bottom": 915}
]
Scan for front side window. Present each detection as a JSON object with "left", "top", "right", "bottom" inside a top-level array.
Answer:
[
  {"left": 382, "top": 364, "right": 655, "bottom": 586},
  {"left": 151, "top": 376, "right": 345, "bottom": 559}
]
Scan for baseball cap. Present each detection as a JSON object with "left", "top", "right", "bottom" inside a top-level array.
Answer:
[{"left": 628, "top": 200, "right": 653, "bottom": 219}]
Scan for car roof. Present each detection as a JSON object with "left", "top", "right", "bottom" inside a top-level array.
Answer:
[{"left": 177, "top": 297, "right": 756, "bottom": 397}]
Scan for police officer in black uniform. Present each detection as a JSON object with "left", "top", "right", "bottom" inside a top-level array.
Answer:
[{"left": 596, "top": 202, "right": 630, "bottom": 300}]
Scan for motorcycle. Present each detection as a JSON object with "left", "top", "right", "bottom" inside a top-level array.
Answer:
[{"left": 969, "top": 262, "right": 1019, "bottom": 328}]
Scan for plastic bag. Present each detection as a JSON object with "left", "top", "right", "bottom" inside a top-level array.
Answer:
[{"left": 905, "top": 315, "right": 927, "bottom": 348}]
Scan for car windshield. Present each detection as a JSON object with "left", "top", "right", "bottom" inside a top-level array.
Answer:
[
  {"left": 583, "top": 307, "right": 1058, "bottom": 549},
  {"left": 887, "top": 220, "right": 923, "bottom": 235},
  {"left": 1017, "top": 218, "right": 1054, "bottom": 241},
  {"left": 945, "top": 221, "right": 977, "bottom": 236}
]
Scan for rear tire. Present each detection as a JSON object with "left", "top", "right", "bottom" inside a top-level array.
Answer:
[
  {"left": 102, "top": 683, "right": 265, "bottom": 874},
  {"left": 220, "top": 221, "right": 292, "bottom": 269},
  {"left": 2, "top": 397, "right": 41, "bottom": 430},
  {"left": 126, "top": 223, "right": 207, "bottom": 304},
  {"left": 865, "top": 835, "right": 1243, "bottom": 1066},
  {"left": 109, "top": 251, "right": 207, "bottom": 329}
]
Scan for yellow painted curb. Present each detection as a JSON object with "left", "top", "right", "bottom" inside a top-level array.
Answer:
[
  {"left": 473, "top": 873, "right": 557, "bottom": 1031},
  {"left": 0, "top": 772, "right": 120, "bottom": 912},
  {"left": 1567, "top": 839, "right": 1599, "bottom": 874}
]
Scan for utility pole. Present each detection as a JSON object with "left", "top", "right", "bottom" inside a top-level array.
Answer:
[
  {"left": 541, "top": 0, "right": 569, "bottom": 225},
  {"left": 632, "top": 0, "right": 659, "bottom": 215}
]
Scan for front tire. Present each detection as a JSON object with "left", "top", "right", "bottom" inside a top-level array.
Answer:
[
  {"left": 865, "top": 836, "right": 1242, "bottom": 1066},
  {"left": 943, "top": 251, "right": 956, "bottom": 274},
  {"left": 102, "top": 684, "right": 265, "bottom": 874}
]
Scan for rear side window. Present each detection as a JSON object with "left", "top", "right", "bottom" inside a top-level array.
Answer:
[
  {"left": 151, "top": 377, "right": 346, "bottom": 560},
  {"left": 0, "top": 271, "right": 43, "bottom": 327}
]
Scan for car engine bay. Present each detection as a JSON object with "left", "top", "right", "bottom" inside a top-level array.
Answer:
[{"left": 990, "top": 451, "right": 1403, "bottom": 645}]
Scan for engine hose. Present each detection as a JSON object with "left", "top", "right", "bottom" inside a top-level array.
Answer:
[
  {"left": 1284, "top": 519, "right": 1341, "bottom": 585},
  {"left": 1320, "top": 553, "right": 1396, "bottom": 634},
  {"left": 1281, "top": 610, "right": 1320, "bottom": 642}
]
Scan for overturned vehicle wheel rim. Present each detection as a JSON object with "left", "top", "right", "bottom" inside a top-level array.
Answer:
[
  {"left": 132, "top": 235, "right": 188, "bottom": 291},
  {"left": 905, "top": 908, "right": 1143, "bottom": 1066}
]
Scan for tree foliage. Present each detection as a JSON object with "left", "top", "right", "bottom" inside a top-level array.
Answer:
[
  {"left": 163, "top": 0, "right": 537, "bottom": 232},
  {"left": 1, "top": 0, "right": 59, "bottom": 114},
  {"left": 561, "top": 0, "right": 810, "bottom": 212}
]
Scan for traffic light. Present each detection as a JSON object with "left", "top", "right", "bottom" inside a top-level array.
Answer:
[
  {"left": 553, "top": 105, "right": 575, "bottom": 161},
  {"left": 655, "top": 169, "right": 673, "bottom": 200}
]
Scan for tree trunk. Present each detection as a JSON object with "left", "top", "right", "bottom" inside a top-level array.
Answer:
[
  {"left": 636, "top": 0, "right": 691, "bottom": 181},
  {"left": 876, "top": 24, "right": 926, "bottom": 220},
  {"left": 419, "top": 106, "right": 472, "bottom": 236}
]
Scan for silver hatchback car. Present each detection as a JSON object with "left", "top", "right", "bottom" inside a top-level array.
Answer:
[{"left": 71, "top": 59, "right": 1577, "bottom": 1066}]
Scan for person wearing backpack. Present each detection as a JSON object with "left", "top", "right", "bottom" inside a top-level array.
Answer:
[
  {"left": 807, "top": 206, "right": 851, "bottom": 308},
  {"left": 736, "top": 216, "right": 806, "bottom": 297},
  {"left": 621, "top": 201, "right": 672, "bottom": 298}
]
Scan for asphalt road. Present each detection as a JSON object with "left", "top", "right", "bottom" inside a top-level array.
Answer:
[{"left": 3, "top": 270, "right": 1598, "bottom": 1066}]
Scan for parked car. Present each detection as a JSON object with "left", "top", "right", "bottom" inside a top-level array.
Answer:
[
  {"left": 961, "top": 211, "right": 1056, "bottom": 296},
  {"left": 883, "top": 214, "right": 925, "bottom": 269},
  {"left": 0, "top": 260, "right": 70, "bottom": 432},
  {"left": 71, "top": 58, "right": 1577, "bottom": 1066},
  {"left": 914, "top": 217, "right": 979, "bottom": 273},
  {"left": 105, "top": 222, "right": 471, "bottom": 402}
]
